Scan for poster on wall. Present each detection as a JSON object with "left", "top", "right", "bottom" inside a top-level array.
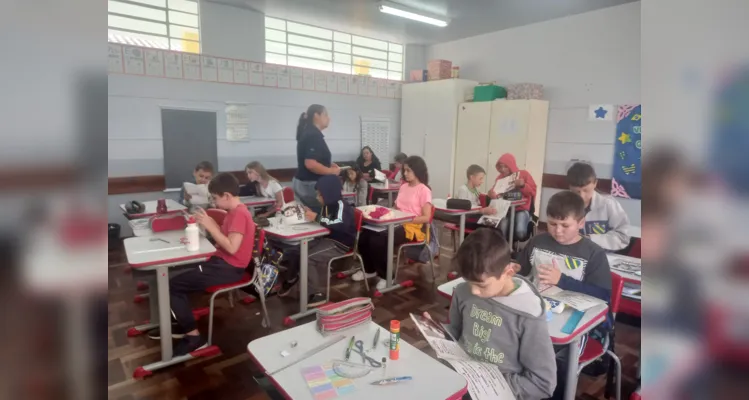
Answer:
[
  {"left": 611, "top": 104, "right": 642, "bottom": 199},
  {"left": 233, "top": 60, "right": 249, "bottom": 84},
  {"left": 165, "top": 52, "right": 183, "bottom": 79},
  {"left": 218, "top": 59, "right": 234, "bottom": 83},
  {"left": 145, "top": 49, "right": 164, "bottom": 77},
  {"left": 123, "top": 46, "right": 145, "bottom": 75},
  {"left": 225, "top": 103, "right": 250, "bottom": 141},
  {"left": 108, "top": 44, "right": 123, "bottom": 73}
]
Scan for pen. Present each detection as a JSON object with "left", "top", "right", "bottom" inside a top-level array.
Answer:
[
  {"left": 372, "top": 330, "right": 380, "bottom": 351},
  {"left": 370, "top": 376, "right": 412, "bottom": 385},
  {"left": 344, "top": 336, "right": 355, "bottom": 361}
]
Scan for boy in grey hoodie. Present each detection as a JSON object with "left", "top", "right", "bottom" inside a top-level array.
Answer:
[{"left": 435, "top": 228, "right": 556, "bottom": 399}]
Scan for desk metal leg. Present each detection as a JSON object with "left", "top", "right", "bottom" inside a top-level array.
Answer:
[
  {"left": 285, "top": 238, "right": 316, "bottom": 324},
  {"left": 564, "top": 338, "right": 580, "bottom": 400},
  {"left": 508, "top": 205, "right": 516, "bottom": 246},
  {"left": 447, "top": 215, "right": 467, "bottom": 280},
  {"left": 388, "top": 192, "right": 393, "bottom": 207},
  {"left": 376, "top": 224, "right": 408, "bottom": 295}
]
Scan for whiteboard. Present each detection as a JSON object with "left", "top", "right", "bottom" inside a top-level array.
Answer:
[{"left": 361, "top": 117, "right": 390, "bottom": 160}]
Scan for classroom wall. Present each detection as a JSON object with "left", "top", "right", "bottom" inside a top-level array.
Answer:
[
  {"left": 200, "top": 0, "right": 265, "bottom": 61},
  {"left": 427, "top": 2, "right": 641, "bottom": 225}
]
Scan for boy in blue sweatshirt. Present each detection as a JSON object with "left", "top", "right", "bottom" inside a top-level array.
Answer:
[
  {"left": 517, "top": 190, "right": 612, "bottom": 400},
  {"left": 279, "top": 175, "right": 356, "bottom": 306}
]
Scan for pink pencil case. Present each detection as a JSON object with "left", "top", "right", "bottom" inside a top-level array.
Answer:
[{"left": 316, "top": 297, "right": 373, "bottom": 336}]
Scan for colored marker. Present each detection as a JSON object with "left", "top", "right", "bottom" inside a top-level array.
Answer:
[{"left": 371, "top": 376, "right": 412, "bottom": 385}]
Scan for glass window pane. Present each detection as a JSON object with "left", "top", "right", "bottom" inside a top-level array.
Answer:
[
  {"left": 265, "top": 16, "right": 286, "bottom": 30},
  {"left": 129, "top": 0, "right": 166, "bottom": 7},
  {"left": 109, "top": 14, "right": 167, "bottom": 35},
  {"left": 168, "top": 10, "right": 198, "bottom": 27},
  {"left": 287, "top": 21, "right": 332, "bottom": 40},
  {"left": 288, "top": 45, "right": 332, "bottom": 61},
  {"left": 389, "top": 52, "right": 402, "bottom": 63},
  {"left": 352, "top": 46, "right": 387, "bottom": 60},
  {"left": 353, "top": 56, "right": 387, "bottom": 70},
  {"left": 369, "top": 68, "right": 389, "bottom": 79},
  {"left": 388, "top": 71, "right": 403, "bottom": 81},
  {"left": 334, "top": 52, "right": 351, "bottom": 64},
  {"left": 388, "top": 62, "right": 402, "bottom": 72},
  {"left": 389, "top": 43, "right": 403, "bottom": 53},
  {"left": 108, "top": 1, "right": 166, "bottom": 22},
  {"left": 334, "top": 63, "right": 352, "bottom": 74},
  {"left": 266, "top": 41, "right": 287, "bottom": 54},
  {"left": 334, "top": 32, "right": 351, "bottom": 43},
  {"left": 170, "top": 38, "right": 199, "bottom": 53},
  {"left": 288, "top": 34, "right": 332, "bottom": 50},
  {"left": 352, "top": 35, "right": 388, "bottom": 51},
  {"left": 334, "top": 42, "right": 351, "bottom": 53},
  {"left": 266, "top": 28, "right": 286, "bottom": 42},
  {"left": 287, "top": 56, "right": 332, "bottom": 71},
  {"left": 266, "top": 52, "right": 287, "bottom": 65},
  {"left": 168, "top": 0, "right": 198, "bottom": 14},
  {"left": 109, "top": 28, "right": 169, "bottom": 48},
  {"left": 169, "top": 24, "right": 199, "bottom": 40}
]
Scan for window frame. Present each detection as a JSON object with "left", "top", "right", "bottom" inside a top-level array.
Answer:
[{"left": 107, "top": 0, "right": 201, "bottom": 53}]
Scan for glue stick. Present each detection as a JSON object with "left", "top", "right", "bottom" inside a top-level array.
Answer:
[{"left": 389, "top": 320, "right": 400, "bottom": 360}]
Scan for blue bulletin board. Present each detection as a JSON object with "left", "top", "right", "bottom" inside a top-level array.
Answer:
[{"left": 612, "top": 105, "right": 641, "bottom": 199}]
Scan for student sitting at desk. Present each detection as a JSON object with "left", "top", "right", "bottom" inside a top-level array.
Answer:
[
  {"left": 517, "top": 191, "right": 612, "bottom": 400},
  {"left": 488, "top": 153, "right": 536, "bottom": 242},
  {"left": 426, "top": 229, "right": 556, "bottom": 399},
  {"left": 342, "top": 167, "right": 368, "bottom": 206},
  {"left": 353, "top": 156, "right": 433, "bottom": 290},
  {"left": 356, "top": 146, "right": 382, "bottom": 180},
  {"left": 180, "top": 160, "right": 214, "bottom": 205},
  {"left": 245, "top": 161, "right": 284, "bottom": 217},
  {"left": 277, "top": 175, "right": 356, "bottom": 306},
  {"left": 452, "top": 164, "right": 497, "bottom": 229},
  {"left": 388, "top": 152, "right": 408, "bottom": 182},
  {"left": 165, "top": 173, "right": 256, "bottom": 355},
  {"left": 566, "top": 162, "right": 631, "bottom": 252}
]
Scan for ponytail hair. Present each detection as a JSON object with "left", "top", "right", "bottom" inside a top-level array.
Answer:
[{"left": 296, "top": 104, "right": 326, "bottom": 141}]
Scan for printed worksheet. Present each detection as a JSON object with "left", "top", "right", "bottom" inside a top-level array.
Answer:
[
  {"left": 491, "top": 172, "right": 519, "bottom": 195},
  {"left": 540, "top": 286, "right": 606, "bottom": 311},
  {"left": 184, "top": 183, "right": 209, "bottom": 205}
]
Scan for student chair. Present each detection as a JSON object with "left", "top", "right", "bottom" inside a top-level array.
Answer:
[
  {"left": 327, "top": 209, "right": 368, "bottom": 296},
  {"left": 282, "top": 186, "right": 295, "bottom": 204},
  {"left": 206, "top": 208, "right": 227, "bottom": 226},
  {"left": 510, "top": 196, "right": 539, "bottom": 253},
  {"left": 576, "top": 273, "right": 625, "bottom": 400},
  {"left": 394, "top": 204, "right": 438, "bottom": 286},
  {"left": 202, "top": 230, "right": 271, "bottom": 348}
]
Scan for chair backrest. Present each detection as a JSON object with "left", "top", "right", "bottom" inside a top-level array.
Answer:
[
  {"left": 282, "top": 186, "right": 295, "bottom": 203},
  {"left": 610, "top": 272, "right": 625, "bottom": 315},
  {"left": 206, "top": 209, "right": 227, "bottom": 226}
]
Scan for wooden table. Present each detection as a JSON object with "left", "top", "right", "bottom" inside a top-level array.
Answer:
[{"left": 357, "top": 207, "right": 415, "bottom": 296}]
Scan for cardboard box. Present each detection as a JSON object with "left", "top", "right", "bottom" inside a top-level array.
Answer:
[
  {"left": 427, "top": 59, "right": 452, "bottom": 80},
  {"left": 506, "top": 83, "right": 544, "bottom": 100}
]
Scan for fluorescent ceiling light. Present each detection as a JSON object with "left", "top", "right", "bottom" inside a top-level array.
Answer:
[{"left": 379, "top": 2, "right": 449, "bottom": 27}]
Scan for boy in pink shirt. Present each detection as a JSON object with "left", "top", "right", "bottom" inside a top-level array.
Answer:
[{"left": 353, "top": 156, "right": 433, "bottom": 290}]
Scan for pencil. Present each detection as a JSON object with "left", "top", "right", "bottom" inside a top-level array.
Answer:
[{"left": 345, "top": 336, "right": 355, "bottom": 361}]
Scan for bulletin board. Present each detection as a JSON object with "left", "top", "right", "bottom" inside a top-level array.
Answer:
[
  {"left": 611, "top": 105, "right": 642, "bottom": 199},
  {"left": 360, "top": 117, "right": 391, "bottom": 160}
]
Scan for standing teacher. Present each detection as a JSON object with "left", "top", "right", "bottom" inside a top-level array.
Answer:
[{"left": 293, "top": 104, "right": 340, "bottom": 212}]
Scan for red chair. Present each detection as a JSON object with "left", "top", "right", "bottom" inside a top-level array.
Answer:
[
  {"left": 282, "top": 187, "right": 295, "bottom": 204},
  {"left": 576, "top": 273, "right": 624, "bottom": 400},
  {"left": 203, "top": 230, "right": 271, "bottom": 346},
  {"left": 443, "top": 223, "right": 475, "bottom": 251},
  {"left": 206, "top": 209, "right": 227, "bottom": 226},
  {"left": 327, "top": 209, "right": 368, "bottom": 295},
  {"left": 394, "top": 204, "right": 438, "bottom": 285}
]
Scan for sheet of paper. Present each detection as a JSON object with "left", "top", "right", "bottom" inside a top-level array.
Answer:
[
  {"left": 348, "top": 76, "right": 359, "bottom": 95},
  {"left": 315, "top": 72, "right": 327, "bottom": 91},
  {"left": 108, "top": 43, "right": 123, "bottom": 73},
  {"left": 263, "top": 64, "right": 278, "bottom": 87},
  {"left": 409, "top": 313, "right": 471, "bottom": 361},
  {"left": 184, "top": 183, "right": 209, "bottom": 204},
  {"left": 225, "top": 103, "right": 250, "bottom": 141},
  {"left": 445, "top": 360, "right": 516, "bottom": 400},
  {"left": 337, "top": 75, "right": 348, "bottom": 93},
  {"left": 541, "top": 287, "right": 606, "bottom": 311},
  {"left": 373, "top": 169, "right": 387, "bottom": 182},
  {"left": 326, "top": 73, "right": 337, "bottom": 92},
  {"left": 217, "top": 58, "right": 234, "bottom": 83},
  {"left": 290, "top": 67, "right": 303, "bottom": 89},
  {"left": 491, "top": 172, "right": 518, "bottom": 194},
  {"left": 233, "top": 60, "right": 249, "bottom": 84},
  {"left": 201, "top": 56, "right": 218, "bottom": 82},
  {"left": 476, "top": 199, "right": 511, "bottom": 228},
  {"left": 249, "top": 62, "right": 263, "bottom": 85},
  {"left": 386, "top": 82, "right": 397, "bottom": 98},
  {"left": 358, "top": 76, "right": 368, "bottom": 95},
  {"left": 368, "top": 78, "right": 378, "bottom": 96},
  {"left": 123, "top": 46, "right": 144, "bottom": 75},
  {"left": 183, "top": 54, "right": 201, "bottom": 80},
  {"left": 164, "top": 52, "right": 183, "bottom": 79},
  {"left": 378, "top": 80, "right": 387, "bottom": 97},
  {"left": 303, "top": 69, "right": 315, "bottom": 90},
  {"left": 277, "top": 66, "right": 290, "bottom": 88},
  {"left": 144, "top": 49, "right": 164, "bottom": 77}
]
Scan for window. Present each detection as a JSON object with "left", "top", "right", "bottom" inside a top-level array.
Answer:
[
  {"left": 265, "top": 17, "right": 403, "bottom": 81},
  {"left": 108, "top": 0, "right": 200, "bottom": 53}
]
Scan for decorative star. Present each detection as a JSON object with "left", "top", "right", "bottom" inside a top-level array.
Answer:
[
  {"left": 594, "top": 107, "right": 608, "bottom": 119},
  {"left": 618, "top": 132, "right": 631, "bottom": 144}
]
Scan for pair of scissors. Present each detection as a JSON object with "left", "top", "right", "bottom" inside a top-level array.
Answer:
[{"left": 352, "top": 340, "right": 382, "bottom": 367}]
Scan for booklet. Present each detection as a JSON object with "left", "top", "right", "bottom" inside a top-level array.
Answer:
[
  {"left": 539, "top": 286, "right": 607, "bottom": 311},
  {"left": 476, "top": 199, "right": 512, "bottom": 228},
  {"left": 279, "top": 201, "right": 307, "bottom": 226},
  {"left": 491, "top": 172, "right": 519, "bottom": 195},
  {"left": 372, "top": 169, "right": 388, "bottom": 183},
  {"left": 409, "top": 313, "right": 516, "bottom": 400},
  {"left": 184, "top": 182, "right": 210, "bottom": 205}
]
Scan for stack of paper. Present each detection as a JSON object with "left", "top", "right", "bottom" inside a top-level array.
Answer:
[{"left": 184, "top": 182, "right": 209, "bottom": 205}]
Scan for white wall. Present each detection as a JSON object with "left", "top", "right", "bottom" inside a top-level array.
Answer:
[
  {"left": 200, "top": 1, "right": 265, "bottom": 61},
  {"left": 427, "top": 2, "right": 641, "bottom": 225}
]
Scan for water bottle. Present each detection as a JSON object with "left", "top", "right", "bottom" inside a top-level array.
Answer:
[{"left": 185, "top": 216, "right": 200, "bottom": 252}]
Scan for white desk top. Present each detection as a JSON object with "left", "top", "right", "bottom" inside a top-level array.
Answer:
[
  {"left": 123, "top": 230, "right": 216, "bottom": 269},
  {"left": 629, "top": 225, "right": 641, "bottom": 238},
  {"left": 263, "top": 217, "right": 330, "bottom": 241},
  {"left": 369, "top": 182, "right": 401, "bottom": 192},
  {"left": 119, "top": 199, "right": 186, "bottom": 218},
  {"left": 437, "top": 277, "right": 608, "bottom": 345},
  {"left": 247, "top": 321, "right": 467, "bottom": 400},
  {"left": 607, "top": 253, "right": 641, "bottom": 283},
  {"left": 128, "top": 218, "right": 153, "bottom": 237},
  {"left": 240, "top": 196, "right": 277, "bottom": 206},
  {"left": 357, "top": 206, "right": 415, "bottom": 226},
  {"left": 431, "top": 199, "right": 482, "bottom": 215}
]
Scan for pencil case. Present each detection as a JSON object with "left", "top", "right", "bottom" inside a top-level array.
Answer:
[
  {"left": 316, "top": 297, "right": 374, "bottom": 336},
  {"left": 150, "top": 215, "right": 186, "bottom": 232}
]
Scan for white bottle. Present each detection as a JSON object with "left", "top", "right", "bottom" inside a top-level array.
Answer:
[{"left": 185, "top": 216, "right": 200, "bottom": 252}]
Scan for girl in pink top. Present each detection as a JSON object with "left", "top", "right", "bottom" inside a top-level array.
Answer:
[{"left": 353, "top": 156, "right": 433, "bottom": 291}]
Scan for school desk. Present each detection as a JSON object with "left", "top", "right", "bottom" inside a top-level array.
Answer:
[
  {"left": 437, "top": 277, "right": 609, "bottom": 400},
  {"left": 606, "top": 253, "right": 641, "bottom": 284},
  {"left": 357, "top": 207, "right": 416, "bottom": 295},
  {"left": 263, "top": 217, "right": 330, "bottom": 325},
  {"left": 123, "top": 230, "right": 218, "bottom": 378},
  {"left": 431, "top": 198, "right": 482, "bottom": 246},
  {"left": 119, "top": 199, "right": 186, "bottom": 219},
  {"left": 247, "top": 321, "right": 468, "bottom": 400},
  {"left": 369, "top": 181, "right": 401, "bottom": 207},
  {"left": 240, "top": 196, "right": 276, "bottom": 215}
]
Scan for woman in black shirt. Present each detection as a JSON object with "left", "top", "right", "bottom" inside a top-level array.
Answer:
[
  {"left": 292, "top": 104, "right": 340, "bottom": 211},
  {"left": 356, "top": 146, "right": 382, "bottom": 181}
]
